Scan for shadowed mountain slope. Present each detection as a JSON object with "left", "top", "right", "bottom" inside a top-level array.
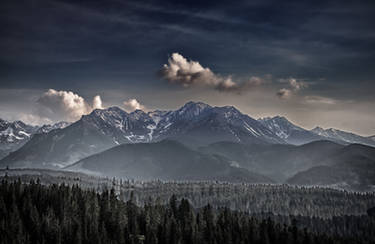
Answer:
[{"left": 66, "top": 140, "right": 273, "bottom": 183}]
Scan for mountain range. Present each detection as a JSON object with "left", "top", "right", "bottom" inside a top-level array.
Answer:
[
  {"left": 0, "top": 102, "right": 285, "bottom": 167},
  {"left": 0, "top": 119, "right": 69, "bottom": 160},
  {"left": 286, "top": 143, "right": 375, "bottom": 191},
  {"left": 258, "top": 116, "right": 375, "bottom": 146},
  {"left": 65, "top": 139, "right": 375, "bottom": 191},
  {"left": 0, "top": 101, "right": 374, "bottom": 190},
  {"left": 311, "top": 126, "right": 375, "bottom": 146},
  {"left": 0, "top": 119, "right": 38, "bottom": 158},
  {"left": 1, "top": 119, "right": 40, "bottom": 159},
  {"left": 200, "top": 140, "right": 375, "bottom": 190}
]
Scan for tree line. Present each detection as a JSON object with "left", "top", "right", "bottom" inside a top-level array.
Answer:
[
  {"left": 3, "top": 171, "right": 375, "bottom": 219},
  {"left": 1, "top": 180, "right": 374, "bottom": 244}
]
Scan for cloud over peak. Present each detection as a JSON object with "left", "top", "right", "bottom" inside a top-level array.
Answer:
[
  {"left": 123, "top": 98, "right": 145, "bottom": 112},
  {"left": 92, "top": 95, "right": 103, "bottom": 110},
  {"left": 160, "top": 53, "right": 264, "bottom": 94},
  {"left": 37, "top": 89, "right": 102, "bottom": 122}
]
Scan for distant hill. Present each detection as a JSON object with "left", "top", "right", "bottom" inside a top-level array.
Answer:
[
  {"left": 287, "top": 144, "right": 375, "bottom": 191},
  {"left": 200, "top": 141, "right": 375, "bottom": 190},
  {"left": 66, "top": 140, "right": 273, "bottom": 183},
  {"left": 199, "top": 140, "right": 343, "bottom": 182}
]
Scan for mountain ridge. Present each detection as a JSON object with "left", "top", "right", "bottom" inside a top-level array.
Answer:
[
  {"left": 287, "top": 143, "right": 375, "bottom": 191},
  {"left": 66, "top": 140, "right": 273, "bottom": 183},
  {"left": 258, "top": 116, "right": 326, "bottom": 145},
  {"left": 1, "top": 101, "right": 374, "bottom": 170},
  {"left": 0, "top": 102, "right": 284, "bottom": 168},
  {"left": 311, "top": 126, "right": 375, "bottom": 147}
]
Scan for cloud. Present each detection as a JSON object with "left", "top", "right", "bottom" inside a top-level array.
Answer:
[
  {"left": 37, "top": 89, "right": 102, "bottom": 122},
  {"left": 287, "top": 78, "right": 307, "bottom": 91},
  {"left": 277, "top": 78, "right": 308, "bottom": 99},
  {"left": 276, "top": 88, "right": 292, "bottom": 99},
  {"left": 304, "top": 96, "right": 336, "bottom": 105},
  {"left": 160, "top": 53, "right": 218, "bottom": 87},
  {"left": 123, "top": 99, "right": 145, "bottom": 112},
  {"left": 160, "top": 53, "right": 264, "bottom": 94},
  {"left": 92, "top": 95, "right": 103, "bottom": 109},
  {"left": 18, "top": 113, "right": 53, "bottom": 126},
  {"left": 216, "top": 76, "right": 265, "bottom": 93}
]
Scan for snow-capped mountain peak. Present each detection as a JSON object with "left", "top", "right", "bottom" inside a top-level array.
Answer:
[
  {"left": 310, "top": 127, "right": 375, "bottom": 146},
  {"left": 147, "top": 110, "right": 169, "bottom": 125},
  {"left": 130, "top": 109, "right": 151, "bottom": 121},
  {"left": 0, "top": 118, "right": 39, "bottom": 155},
  {"left": 258, "top": 116, "right": 322, "bottom": 145},
  {"left": 37, "top": 121, "right": 71, "bottom": 134},
  {"left": 311, "top": 126, "right": 325, "bottom": 134},
  {"left": 176, "top": 101, "right": 211, "bottom": 117},
  {"left": 258, "top": 116, "right": 303, "bottom": 137},
  {"left": 0, "top": 119, "right": 38, "bottom": 142}
]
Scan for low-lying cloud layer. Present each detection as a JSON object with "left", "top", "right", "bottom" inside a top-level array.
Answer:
[
  {"left": 36, "top": 89, "right": 103, "bottom": 122},
  {"left": 160, "top": 53, "right": 263, "bottom": 94}
]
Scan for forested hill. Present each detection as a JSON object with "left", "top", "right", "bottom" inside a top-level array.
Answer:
[
  {"left": 2, "top": 169, "right": 375, "bottom": 219},
  {"left": 1, "top": 180, "right": 375, "bottom": 244}
]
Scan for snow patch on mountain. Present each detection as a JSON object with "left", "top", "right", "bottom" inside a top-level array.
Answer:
[
  {"left": 147, "top": 124, "right": 156, "bottom": 141},
  {"left": 177, "top": 101, "right": 211, "bottom": 117},
  {"left": 18, "top": 131, "right": 31, "bottom": 137},
  {"left": 0, "top": 119, "right": 38, "bottom": 147},
  {"left": 37, "top": 121, "right": 70, "bottom": 134},
  {"left": 244, "top": 122, "right": 260, "bottom": 137},
  {"left": 258, "top": 116, "right": 324, "bottom": 145}
]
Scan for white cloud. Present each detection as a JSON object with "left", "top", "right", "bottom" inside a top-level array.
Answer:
[
  {"left": 288, "top": 78, "right": 307, "bottom": 91},
  {"left": 36, "top": 89, "right": 103, "bottom": 122},
  {"left": 304, "top": 96, "right": 336, "bottom": 105},
  {"left": 123, "top": 99, "right": 145, "bottom": 112},
  {"left": 276, "top": 88, "right": 292, "bottom": 99},
  {"left": 277, "top": 78, "right": 308, "bottom": 99},
  {"left": 18, "top": 113, "right": 53, "bottom": 126},
  {"left": 160, "top": 53, "right": 264, "bottom": 93},
  {"left": 92, "top": 95, "right": 103, "bottom": 109}
]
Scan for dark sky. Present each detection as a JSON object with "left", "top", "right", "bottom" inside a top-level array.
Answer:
[{"left": 1, "top": 0, "right": 374, "bottom": 135}]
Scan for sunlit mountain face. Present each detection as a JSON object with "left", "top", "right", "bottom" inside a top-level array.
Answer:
[{"left": 1, "top": 0, "right": 375, "bottom": 243}]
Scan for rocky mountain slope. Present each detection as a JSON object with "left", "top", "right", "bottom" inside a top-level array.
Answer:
[
  {"left": 311, "top": 127, "right": 375, "bottom": 147},
  {"left": 258, "top": 116, "right": 325, "bottom": 145},
  {"left": 0, "top": 102, "right": 284, "bottom": 168}
]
